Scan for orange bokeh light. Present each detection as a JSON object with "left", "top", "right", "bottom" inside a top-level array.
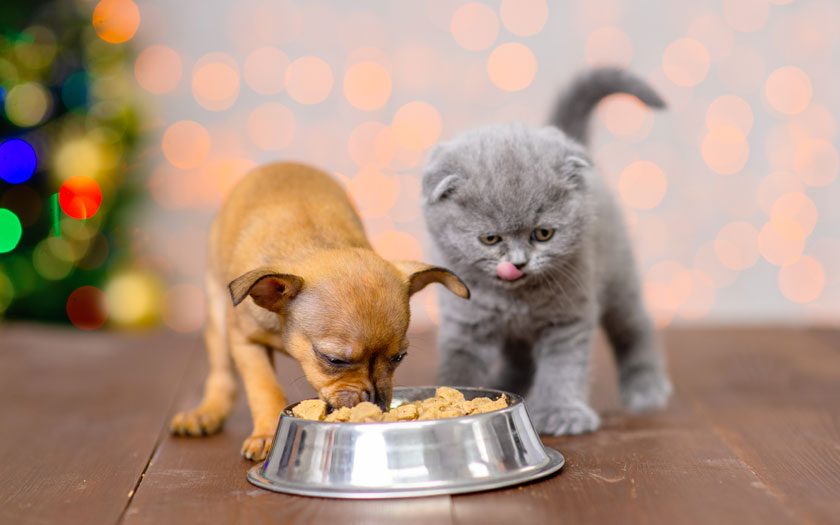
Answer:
[
  {"left": 500, "top": 0, "right": 548, "bottom": 37},
  {"left": 723, "top": 0, "right": 769, "bottom": 33},
  {"left": 714, "top": 221, "right": 759, "bottom": 270},
  {"left": 585, "top": 27, "right": 633, "bottom": 67},
  {"left": 92, "top": 0, "right": 140, "bottom": 44},
  {"left": 134, "top": 45, "right": 182, "bottom": 94},
  {"left": 343, "top": 61, "right": 392, "bottom": 111},
  {"left": 450, "top": 3, "right": 499, "bottom": 51},
  {"left": 372, "top": 230, "right": 423, "bottom": 261},
  {"left": 758, "top": 217, "right": 806, "bottom": 267},
  {"left": 765, "top": 67, "right": 812, "bottom": 115},
  {"left": 285, "top": 56, "right": 334, "bottom": 105},
  {"left": 192, "top": 53, "right": 240, "bottom": 111},
  {"left": 701, "top": 125, "right": 748, "bottom": 175},
  {"left": 756, "top": 171, "right": 804, "bottom": 215},
  {"left": 679, "top": 270, "right": 716, "bottom": 320},
  {"left": 706, "top": 95, "right": 753, "bottom": 135},
  {"left": 771, "top": 192, "right": 818, "bottom": 237},
  {"left": 243, "top": 47, "right": 289, "bottom": 95},
  {"left": 348, "top": 122, "right": 395, "bottom": 168},
  {"left": 617, "top": 160, "right": 667, "bottom": 210},
  {"left": 66, "top": 286, "right": 108, "bottom": 330},
  {"left": 778, "top": 256, "right": 825, "bottom": 303},
  {"left": 391, "top": 101, "right": 442, "bottom": 152},
  {"left": 59, "top": 176, "right": 103, "bottom": 220},
  {"left": 598, "top": 93, "right": 653, "bottom": 139},
  {"left": 247, "top": 103, "right": 296, "bottom": 151},
  {"left": 662, "top": 38, "right": 710, "bottom": 87},
  {"left": 347, "top": 168, "right": 400, "bottom": 219},
  {"left": 794, "top": 138, "right": 839, "bottom": 187},
  {"left": 487, "top": 42, "right": 538, "bottom": 92},
  {"left": 644, "top": 260, "right": 694, "bottom": 326},
  {"left": 162, "top": 120, "right": 211, "bottom": 170}
]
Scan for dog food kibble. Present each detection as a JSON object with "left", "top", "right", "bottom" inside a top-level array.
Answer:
[
  {"left": 290, "top": 387, "right": 508, "bottom": 423},
  {"left": 292, "top": 399, "right": 328, "bottom": 420}
]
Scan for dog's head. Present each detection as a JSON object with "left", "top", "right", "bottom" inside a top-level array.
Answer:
[{"left": 228, "top": 250, "right": 469, "bottom": 411}]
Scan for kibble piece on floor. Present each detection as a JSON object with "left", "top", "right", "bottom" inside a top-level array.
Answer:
[{"left": 292, "top": 399, "right": 327, "bottom": 420}]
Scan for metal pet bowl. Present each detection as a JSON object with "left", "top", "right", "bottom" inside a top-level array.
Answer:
[{"left": 247, "top": 386, "right": 564, "bottom": 499}]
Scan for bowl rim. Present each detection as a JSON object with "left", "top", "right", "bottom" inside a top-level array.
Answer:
[{"left": 280, "top": 385, "right": 524, "bottom": 427}]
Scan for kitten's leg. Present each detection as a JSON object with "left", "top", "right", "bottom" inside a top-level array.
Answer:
[
  {"left": 602, "top": 283, "right": 672, "bottom": 412},
  {"left": 437, "top": 318, "right": 500, "bottom": 387},
  {"left": 526, "top": 319, "right": 600, "bottom": 435},
  {"left": 490, "top": 338, "right": 535, "bottom": 396}
]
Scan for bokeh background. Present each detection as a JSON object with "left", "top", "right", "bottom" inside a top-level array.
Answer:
[{"left": 0, "top": 0, "right": 838, "bottom": 333}]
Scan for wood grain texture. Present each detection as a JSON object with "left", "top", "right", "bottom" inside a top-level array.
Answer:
[{"left": 0, "top": 324, "right": 196, "bottom": 525}]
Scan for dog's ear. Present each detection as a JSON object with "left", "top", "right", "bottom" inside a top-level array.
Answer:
[
  {"left": 228, "top": 268, "right": 304, "bottom": 312},
  {"left": 391, "top": 261, "right": 470, "bottom": 300}
]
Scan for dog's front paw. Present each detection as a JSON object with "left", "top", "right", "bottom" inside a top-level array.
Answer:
[
  {"left": 170, "top": 408, "right": 226, "bottom": 437},
  {"left": 620, "top": 368, "right": 672, "bottom": 412},
  {"left": 528, "top": 400, "right": 601, "bottom": 436},
  {"left": 241, "top": 434, "right": 273, "bottom": 461}
]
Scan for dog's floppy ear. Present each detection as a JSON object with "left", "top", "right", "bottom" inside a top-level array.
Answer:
[
  {"left": 228, "top": 268, "right": 304, "bottom": 312},
  {"left": 391, "top": 261, "right": 470, "bottom": 300}
]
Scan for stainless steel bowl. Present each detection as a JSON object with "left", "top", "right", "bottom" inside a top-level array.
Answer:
[{"left": 247, "top": 386, "right": 564, "bottom": 499}]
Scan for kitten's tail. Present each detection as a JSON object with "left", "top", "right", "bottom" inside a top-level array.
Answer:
[{"left": 549, "top": 67, "right": 665, "bottom": 146}]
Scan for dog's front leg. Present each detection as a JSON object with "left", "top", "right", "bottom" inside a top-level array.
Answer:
[
  {"left": 526, "top": 317, "right": 600, "bottom": 436},
  {"left": 230, "top": 333, "right": 286, "bottom": 461}
]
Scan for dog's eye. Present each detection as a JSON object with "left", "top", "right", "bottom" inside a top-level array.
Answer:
[
  {"left": 479, "top": 234, "right": 501, "bottom": 245},
  {"left": 327, "top": 356, "right": 350, "bottom": 366},
  {"left": 531, "top": 227, "right": 555, "bottom": 242},
  {"left": 391, "top": 352, "right": 407, "bottom": 363}
]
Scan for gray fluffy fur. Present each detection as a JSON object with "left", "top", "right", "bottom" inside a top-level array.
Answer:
[{"left": 421, "top": 67, "right": 672, "bottom": 435}]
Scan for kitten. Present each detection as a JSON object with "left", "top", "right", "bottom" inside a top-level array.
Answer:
[{"left": 421, "top": 68, "right": 672, "bottom": 435}]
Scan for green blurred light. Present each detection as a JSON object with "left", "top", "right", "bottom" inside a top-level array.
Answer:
[{"left": 0, "top": 208, "right": 23, "bottom": 253}]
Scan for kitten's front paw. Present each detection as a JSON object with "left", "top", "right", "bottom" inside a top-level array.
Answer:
[
  {"left": 620, "top": 368, "right": 672, "bottom": 412},
  {"left": 528, "top": 401, "right": 600, "bottom": 436}
]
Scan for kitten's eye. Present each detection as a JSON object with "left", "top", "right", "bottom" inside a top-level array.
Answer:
[
  {"left": 532, "top": 227, "right": 555, "bottom": 242},
  {"left": 479, "top": 234, "right": 501, "bottom": 245},
  {"left": 391, "top": 352, "right": 407, "bottom": 364}
]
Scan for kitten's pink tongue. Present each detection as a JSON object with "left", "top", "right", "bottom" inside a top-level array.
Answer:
[{"left": 496, "top": 261, "right": 524, "bottom": 281}]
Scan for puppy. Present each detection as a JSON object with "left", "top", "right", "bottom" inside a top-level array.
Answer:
[{"left": 170, "top": 162, "right": 469, "bottom": 460}]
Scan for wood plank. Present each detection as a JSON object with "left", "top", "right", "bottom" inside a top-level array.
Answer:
[
  {"left": 667, "top": 327, "right": 840, "bottom": 525},
  {"left": 123, "top": 329, "right": 454, "bottom": 525},
  {"left": 0, "top": 324, "right": 196, "bottom": 525},
  {"left": 450, "top": 333, "right": 798, "bottom": 525}
]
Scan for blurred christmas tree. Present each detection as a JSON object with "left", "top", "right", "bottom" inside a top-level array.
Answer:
[{"left": 0, "top": 0, "right": 142, "bottom": 327}]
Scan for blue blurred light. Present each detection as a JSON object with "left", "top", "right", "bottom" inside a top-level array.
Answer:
[{"left": 0, "top": 138, "right": 38, "bottom": 184}]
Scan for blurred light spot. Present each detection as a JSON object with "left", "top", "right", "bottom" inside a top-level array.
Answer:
[
  {"left": 59, "top": 176, "right": 102, "bottom": 220},
  {"left": 105, "top": 271, "right": 162, "bottom": 328},
  {"left": 450, "top": 3, "right": 499, "bottom": 51},
  {"left": 723, "top": 0, "right": 769, "bottom": 32},
  {"left": 162, "top": 283, "right": 205, "bottom": 333},
  {"left": 391, "top": 101, "right": 442, "bottom": 152},
  {"left": 92, "top": 0, "right": 140, "bottom": 44},
  {"left": 686, "top": 13, "right": 734, "bottom": 62},
  {"left": 618, "top": 161, "right": 667, "bottom": 209},
  {"left": 53, "top": 138, "right": 105, "bottom": 181},
  {"left": 66, "top": 286, "right": 107, "bottom": 330},
  {"left": 771, "top": 192, "right": 817, "bottom": 236},
  {"left": 192, "top": 53, "right": 240, "bottom": 111},
  {"left": 598, "top": 94, "right": 653, "bottom": 139},
  {"left": 718, "top": 45, "right": 765, "bottom": 94},
  {"left": 487, "top": 42, "right": 537, "bottom": 92},
  {"left": 5, "top": 82, "right": 51, "bottom": 127},
  {"left": 348, "top": 122, "right": 395, "bottom": 168},
  {"left": 765, "top": 123, "right": 810, "bottom": 170},
  {"left": 243, "top": 47, "right": 289, "bottom": 95},
  {"left": 795, "top": 104, "right": 836, "bottom": 141},
  {"left": 372, "top": 230, "right": 423, "bottom": 261},
  {"left": 679, "top": 270, "right": 716, "bottom": 320},
  {"left": 247, "top": 103, "right": 295, "bottom": 151},
  {"left": 162, "top": 120, "right": 211, "bottom": 169},
  {"left": 343, "top": 61, "right": 392, "bottom": 111},
  {"left": 644, "top": 260, "right": 694, "bottom": 327},
  {"left": 347, "top": 168, "right": 400, "bottom": 219},
  {"left": 778, "top": 256, "right": 824, "bottom": 303},
  {"left": 201, "top": 156, "right": 256, "bottom": 207},
  {"left": 500, "top": 0, "right": 548, "bottom": 37},
  {"left": 768, "top": 0, "right": 794, "bottom": 4},
  {"left": 794, "top": 138, "right": 838, "bottom": 187},
  {"left": 662, "top": 38, "right": 710, "bottom": 87},
  {"left": 0, "top": 209, "right": 23, "bottom": 253},
  {"left": 253, "top": 0, "right": 302, "bottom": 46},
  {"left": 694, "top": 243, "right": 739, "bottom": 288},
  {"left": 61, "top": 72, "right": 88, "bottom": 111},
  {"left": 33, "top": 239, "right": 72, "bottom": 280},
  {"left": 0, "top": 271, "right": 12, "bottom": 313},
  {"left": 714, "top": 221, "right": 759, "bottom": 270},
  {"left": 285, "top": 56, "right": 333, "bottom": 105},
  {"left": 765, "top": 67, "right": 812, "bottom": 115},
  {"left": 585, "top": 27, "right": 633, "bottom": 66},
  {"left": 756, "top": 171, "right": 804, "bottom": 214},
  {"left": 758, "top": 217, "right": 806, "bottom": 266},
  {"left": 134, "top": 45, "right": 182, "bottom": 94},
  {"left": 706, "top": 95, "right": 753, "bottom": 134},
  {"left": 701, "top": 125, "right": 748, "bottom": 175},
  {"left": 0, "top": 139, "right": 37, "bottom": 184},
  {"left": 78, "top": 234, "right": 109, "bottom": 270}
]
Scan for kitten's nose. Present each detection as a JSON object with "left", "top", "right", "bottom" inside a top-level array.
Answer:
[{"left": 513, "top": 261, "right": 527, "bottom": 269}]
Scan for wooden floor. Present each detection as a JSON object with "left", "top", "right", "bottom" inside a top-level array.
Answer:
[{"left": 1, "top": 323, "right": 838, "bottom": 525}]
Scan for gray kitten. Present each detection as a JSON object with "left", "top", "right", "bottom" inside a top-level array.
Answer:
[{"left": 421, "top": 68, "right": 672, "bottom": 435}]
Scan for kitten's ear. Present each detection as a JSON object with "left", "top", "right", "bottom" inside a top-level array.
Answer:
[
  {"left": 391, "top": 261, "right": 470, "bottom": 299},
  {"left": 423, "top": 144, "right": 462, "bottom": 203},
  {"left": 229, "top": 268, "right": 303, "bottom": 312},
  {"left": 564, "top": 155, "right": 591, "bottom": 170},
  {"left": 427, "top": 173, "right": 462, "bottom": 203}
]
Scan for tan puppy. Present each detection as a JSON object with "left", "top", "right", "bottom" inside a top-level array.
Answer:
[{"left": 169, "top": 162, "right": 469, "bottom": 461}]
